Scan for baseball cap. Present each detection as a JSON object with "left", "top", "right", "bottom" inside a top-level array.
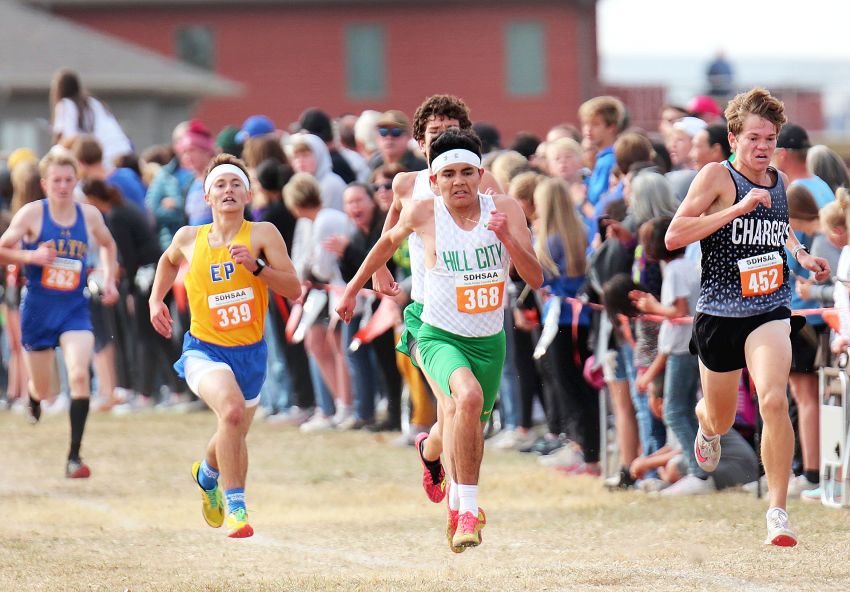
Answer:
[
  {"left": 215, "top": 126, "right": 242, "bottom": 158},
  {"left": 236, "top": 115, "right": 275, "bottom": 143},
  {"left": 776, "top": 123, "right": 811, "bottom": 150},
  {"left": 298, "top": 108, "right": 333, "bottom": 143},
  {"left": 672, "top": 116, "right": 708, "bottom": 138},
  {"left": 7, "top": 147, "right": 38, "bottom": 172},
  {"left": 375, "top": 109, "right": 410, "bottom": 133},
  {"left": 175, "top": 119, "right": 214, "bottom": 155},
  {"left": 687, "top": 95, "right": 722, "bottom": 117}
]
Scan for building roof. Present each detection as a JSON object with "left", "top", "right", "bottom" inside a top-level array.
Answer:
[{"left": 1, "top": 0, "right": 241, "bottom": 97}]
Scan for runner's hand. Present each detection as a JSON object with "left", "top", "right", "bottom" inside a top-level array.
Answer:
[
  {"left": 28, "top": 243, "right": 57, "bottom": 266},
  {"left": 100, "top": 281, "right": 119, "bottom": 306},
  {"left": 335, "top": 291, "right": 357, "bottom": 324},
  {"left": 798, "top": 251, "right": 830, "bottom": 282},
  {"left": 150, "top": 299, "right": 173, "bottom": 338},
  {"left": 372, "top": 265, "right": 400, "bottom": 296},
  {"left": 737, "top": 188, "right": 771, "bottom": 214},
  {"left": 228, "top": 243, "right": 258, "bottom": 273},
  {"left": 488, "top": 210, "right": 510, "bottom": 241}
]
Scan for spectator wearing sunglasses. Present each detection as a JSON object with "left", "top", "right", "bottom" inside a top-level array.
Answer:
[
  {"left": 370, "top": 163, "right": 408, "bottom": 213},
  {"left": 368, "top": 110, "right": 427, "bottom": 173}
]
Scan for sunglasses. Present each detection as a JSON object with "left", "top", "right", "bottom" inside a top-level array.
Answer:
[
  {"left": 378, "top": 127, "right": 404, "bottom": 138},
  {"left": 372, "top": 181, "right": 392, "bottom": 192}
]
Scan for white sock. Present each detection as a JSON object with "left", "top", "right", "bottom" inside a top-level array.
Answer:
[
  {"left": 457, "top": 483, "right": 478, "bottom": 516},
  {"left": 766, "top": 506, "right": 787, "bottom": 519},
  {"left": 448, "top": 478, "right": 460, "bottom": 511},
  {"left": 699, "top": 428, "right": 719, "bottom": 442}
]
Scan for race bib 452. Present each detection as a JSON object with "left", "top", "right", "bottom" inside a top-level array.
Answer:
[{"left": 738, "top": 252, "right": 783, "bottom": 298}]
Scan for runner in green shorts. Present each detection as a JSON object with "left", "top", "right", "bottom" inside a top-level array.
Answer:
[
  {"left": 337, "top": 128, "right": 541, "bottom": 551},
  {"left": 396, "top": 300, "right": 424, "bottom": 368},
  {"left": 416, "top": 324, "right": 505, "bottom": 422}
]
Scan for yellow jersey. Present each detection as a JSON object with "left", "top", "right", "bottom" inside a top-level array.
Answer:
[{"left": 185, "top": 221, "right": 268, "bottom": 346}]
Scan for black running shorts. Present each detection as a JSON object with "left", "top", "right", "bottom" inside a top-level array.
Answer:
[{"left": 689, "top": 306, "right": 804, "bottom": 373}]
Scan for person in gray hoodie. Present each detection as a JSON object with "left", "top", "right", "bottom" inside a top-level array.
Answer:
[{"left": 286, "top": 133, "right": 346, "bottom": 212}]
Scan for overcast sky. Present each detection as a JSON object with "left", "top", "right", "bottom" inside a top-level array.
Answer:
[{"left": 598, "top": 0, "right": 850, "bottom": 62}]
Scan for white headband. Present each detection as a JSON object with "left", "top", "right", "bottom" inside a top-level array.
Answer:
[
  {"left": 430, "top": 149, "right": 482, "bottom": 175},
  {"left": 204, "top": 164, "right": 250, "bottom": 194}
]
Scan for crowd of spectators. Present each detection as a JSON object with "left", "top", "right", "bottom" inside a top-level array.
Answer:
[{"left": 3, "top": 69, "right": 850, "bottom": 500}]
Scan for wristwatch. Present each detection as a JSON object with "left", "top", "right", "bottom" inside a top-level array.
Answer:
[
  {"left": 252, "top": 258, "right": 267, "bottom": 276},
  {"left": 792, "top": 244, "right": 808, "bottom": 261}
]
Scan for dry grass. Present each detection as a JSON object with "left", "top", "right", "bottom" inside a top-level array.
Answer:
[{"left": 1, "top": 411, "right": 850, "bottom": 592}]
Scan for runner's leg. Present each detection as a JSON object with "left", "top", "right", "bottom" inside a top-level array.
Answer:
[{"left": 745, "top": 320, "right": 793, "bottom": 510}]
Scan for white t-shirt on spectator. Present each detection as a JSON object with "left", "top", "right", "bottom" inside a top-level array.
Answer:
[
  {"left": 658, "top": 257, "right": 700, "bottom": 355},
  {"left": 53, "top": 97, "right": 132, "bottom": 170}
]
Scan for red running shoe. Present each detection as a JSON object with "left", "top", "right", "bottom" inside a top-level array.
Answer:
[
  {"left": 451, "top": 508, "right": 486, "bottom": 549},
  {"left": 415, "top": 432, "right": 446, "bottom": 503},
  {"left": 66, "top": 459, "right": 91, "bottom": 479}
]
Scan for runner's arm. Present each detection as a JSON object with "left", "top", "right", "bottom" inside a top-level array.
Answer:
[
  {"left": 252, "top": 222, "right": 301, "bottom": 299},
  {"left": 666, "top": 163, "right": 748, "bottom": 250},
  {"left": 336, "top": 206, "right": 417, "bottom": 323},
  {"left": 84, "top": 205, "right": 119, "bottom": 290},
  {"left": 372, "top": 173, "right": 412, "bottom": 296},
  {"left": 0, "top": 203, "right": 35, "bottom": 251},
  {"left": 150, "top": 227, "right": 191, "bottom": 298},
  {"left": 493, "top": 196, "right": 543, "bottom": 289},
  {"left": 148, "top": 227, "right": 191, "bottom": 338}
]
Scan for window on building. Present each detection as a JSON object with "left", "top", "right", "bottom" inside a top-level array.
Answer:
[
  {"left": 176, "top": 26, "right": 215, "bottom": 70},
  {"left": 345, "top": 24, "right": 385, "bottom": 99},
  {"left": 505, "top": 22, "right": 546, "bottom": 96},
  {"left": 0, "top": 119, "right": 40, "bottom": 155}
]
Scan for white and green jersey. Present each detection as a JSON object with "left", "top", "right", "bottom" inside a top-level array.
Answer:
[
  {"left": 421, "top": 192, "right": 509, "bottom": 338},
  {"left": 408, "top": 169, "right": 435, "bottom": 304}
]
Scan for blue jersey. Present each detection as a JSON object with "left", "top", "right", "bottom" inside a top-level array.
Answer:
[{"left": 20, "top": 201, "right": 91, "bottom": 350}]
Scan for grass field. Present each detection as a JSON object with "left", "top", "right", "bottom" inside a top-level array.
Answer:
[{"left": 2, "top": 410, "right": 850, "bottom": 592}]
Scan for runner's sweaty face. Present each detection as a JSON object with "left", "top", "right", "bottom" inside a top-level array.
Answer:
[
  {"left": 730, "top": 114, "right": 778, "bottom": 175},
  {"left": 431, "top": 163, "right": 482, "bottom": 209},
  {"left": 41, "top": 164, "right": 77, "bottom": 202},
  {"left": 205, "top": 173, "right": 249, "bottom": 212}
]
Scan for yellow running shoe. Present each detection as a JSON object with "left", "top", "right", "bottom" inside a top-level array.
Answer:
[
  {"left": 225, "top": 507, "right": 254, "bottom": 538},
  {"left": 451, "top": 508, "right": 486, "bottom": 549},
  {"left": 191, "top": 462, "right": 224, "bottom": 528}
]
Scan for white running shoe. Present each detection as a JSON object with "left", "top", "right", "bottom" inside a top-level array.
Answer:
[
  {"left": 787, "top": 475, "right": 818, "bottom": 498},
  {"left": 660, "top": 474, "right": 716, "bottom": 496},
  {"left": 299, "top": 413, "right": 336, "bottom": 433},
  {"left": 538, "top": 442, "right": 583, "bottom": 468},
  {"left": 638, "top": 477, "right": 668, "bottom": 493},
  {"left": 742, "top": 475, "right": 769, "bottom": 495},
  {"left": 764, "top": 507, "right": 797, "bottom": 547},
  {"left": 694, "top": 427, "right": 721, "bottom": 472},
  {"left": 487, "top": 429, "right": 537, "bottom": 451}
]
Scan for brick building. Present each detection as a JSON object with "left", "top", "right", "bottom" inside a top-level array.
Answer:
[{"left": 26, "top": 0, "right": 601, "bottom": 141}]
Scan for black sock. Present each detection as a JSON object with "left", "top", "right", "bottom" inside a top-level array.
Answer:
[
  {"left": 29, "top": 396, "right": 41, "bottom": 420},
  {"left": 804, "top": 469, "right": 820, "bottom": 484},
  {"left": 419, "top": 438, "right": 443, "bottom": 484},
  {"left": 68, "top": 398, "right": 90, "bottom": 461}
]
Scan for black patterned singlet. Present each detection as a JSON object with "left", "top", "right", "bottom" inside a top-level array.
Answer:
[{"left": 696, "top": 160, "right": 791, "bottom": 317}]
